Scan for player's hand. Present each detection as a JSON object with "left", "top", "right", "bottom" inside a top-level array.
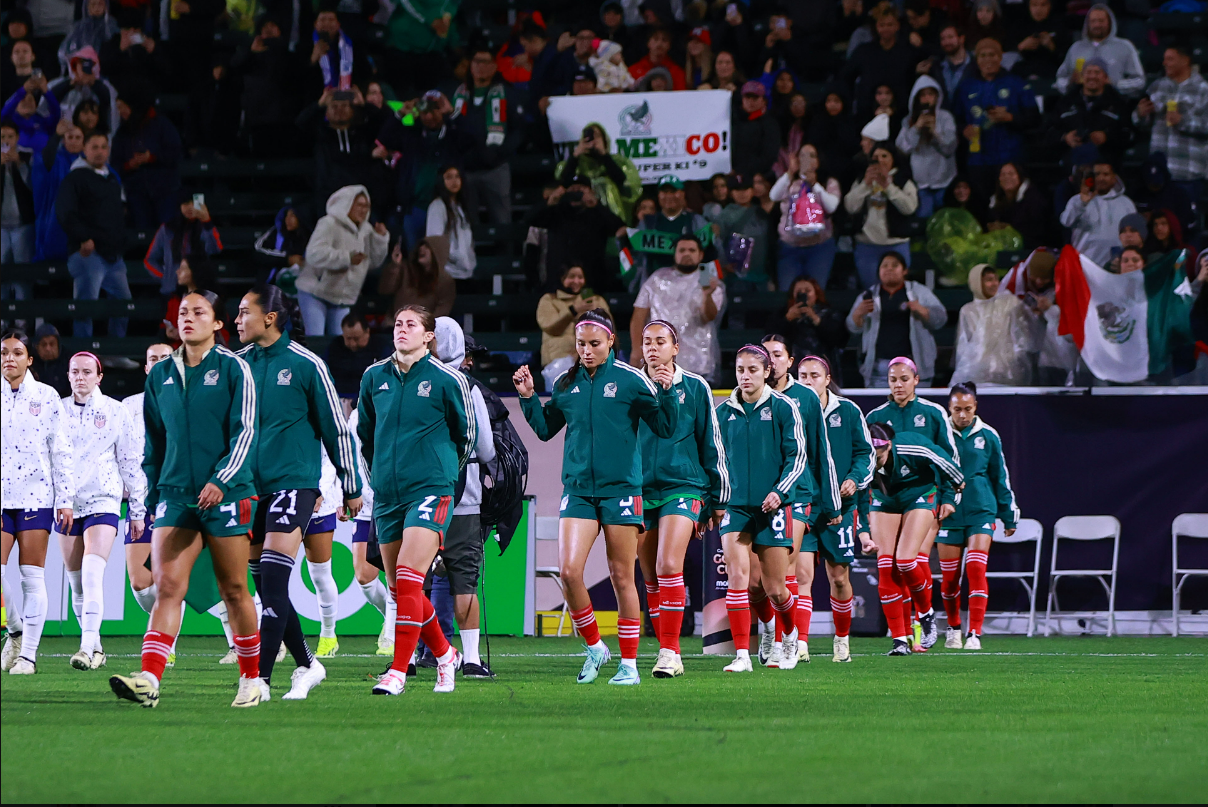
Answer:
[
  {"left": 130, "top": 519, "right": 145, "bottom": 541},
  {"left": 314, "top": 495, "right": 324, "bottom": 513},
  {"left": 197, "top": 483, "right": 223, "bottom": 509},
  {"left": 828, "top": 516, "right": 842, "bottom": 526},
  {"left": 652, "top": 364, "right": 673, "bottom": 390},
  {"left": 839, "top": 479, "right": 857, "bottom": 498},
  {"left": 512, "top": 365, "right": 535, "bottom": 398},
  {"left": 858, "top": 532, "right": 876, "bottom": 555},
  {"left": 761, "top": 491, "right": 782, "bottom": 513},
  {"left": 57, "top": 508, "right": 74, "bottom": 535},
  {"left": 1004, "top": 527, "right": 1016, "bottom": 537},
  {"left": 936, "top": 503, "right": 955, "bottom": 522},
  {"left": 707, "top": 509, "right": 727, "bottom": 532},
  {"left": 341, "top": 496, "right": 363, "bottom": 520}
]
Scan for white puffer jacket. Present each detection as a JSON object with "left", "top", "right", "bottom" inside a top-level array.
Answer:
[{"left": 299, "top": 185, "right": 390, "bottom": 306}]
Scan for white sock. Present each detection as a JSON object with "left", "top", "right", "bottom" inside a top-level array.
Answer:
[
  {"left": 359, "top": 578, "right": 387, "bottom": 615},
  {"left": 210, "top": 600, "right": 234, "bottom": 648},
  {"left": 436, "top": 645, "right": 456, "bottom": 664},
  {"left": 174, "top": 600, "right": 185, "bottom": 653},
  {"left": 80, "top": 554, "right": 106, "bottom": 654},
  {"left": 736, "top": 648, "right": 750, "bottom": 659},
  {"left": 620, "top": 658, "right": 637, "bottom": 671},
  {"left": 759, "top": 619, "right": 772, "bottom": 635},
  {"left": 132, "top": 582, "right": 157, "bottom": 614},
  {"left": 66, "top": 569, "right": 83, "bottom": 622},
  {"left": 589, "top": 639, "right": 607, "bottom": 652},
  {"left": 460, "top": 628, "right": 481, "bottom": 666},
  {"left": 385, "top": 587, "right": 396, "bottom": 641},
  {"left": 2, "top": 563, "right": 23, "bottom": 633},
  {"left": 308, "top": 560, "right": 338, "bottom": 638},
  {"left": 18, "top": 565, "right": 47, "bottom": 662}
]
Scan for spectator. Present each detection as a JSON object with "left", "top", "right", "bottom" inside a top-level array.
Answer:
[
  {"left": 930, "top": 24, "right": 974, "bottom": 112},
  {"left": 629, "top": 26, "right": 686, "bottom": 90},
  {"left": 536, "top": 263, "right": 613, "bottom": 388},
  {"left": 630, "top": 234, "right": 726, "bottom": 383},
  {"left": 524, "top": 21, "right": 576, "bottom": 109},
  {"left": 732, "top": 81, "right": 780, "bottom": 179},
  {"left": 1009, "top": 0, "right": 1069, "bottom": 81},
  {"left": 632, "top": 175, "right": 710, "bottom": 290},
  {"left": 773, "top": 92, "right": 810, "bottom": 176},
  {"left": 1133, "top": 152, "right": 1196, "bottom": 240},
  {"left": 846, "top": 250, "right": 947, "bottom": 387},
  {"left": 56, "top": 0, "right": 119, "bottom": 75},
  {"left": 48, "top": 47, "right": 119, "bottom": 137},
  {"left": 426, "top": 165, "right": 475, "bottom": 281},
  {"left": 1059, "top": 161, "right": 1136, "bottom": 266},
  {"left": 310, "top": 3, "right": 368, "bottom": 96},
  {"left": 299, "top": 185, "right": 390, "bottom": 335},
  {"left": 764, "top": 5, "right": 834, "bottom": 84},
  {"left": 591, "top": 39, "right": 635, "bottom": 92},
  {"left": 1133, "top": 45, "right": 1208, "bottom": 205},
  {"left": 986, "top": 162, "right": 1049, "bottom": 250},
  {"left": 712, "top": 50, "right": 743, "bottom": 94},
  {"left": 381, "top": 0, "right": 456, "bottom": 98},
  {"left": 595, "top": 2, "right": 635, "bottom": 64},
  {"left": 904, "top": 0, "right": 947, "bottom": 58},
  {"left": 1048, "top": 58, "right": 1132, "bottom": 169},
  {"left": 951, "top": 263, "right": 1032, "bottom": 386},
  {"left": 26, "top": 0, "right": 75, "bottom": 81},
  {"left": 703, "top": 173, "right": 729, "bottom": 222},
  {"left": 324, "top": 312, "right": 391, "bottom": 415},
  {"left": 807, "top": 85, "right": 860, "bottom": 187},
  {"left": 1054, "top": 4, "right": 1145, "bottom": 99},
  {"left": 296, "top": 86, "right": 385, "bottom": 215},
  {"left": 99, "top": 15, "right": 167, "bottom": 90},
  {"left": 4, "top": 40, "right": 38, "bottom": 99},
  {"left": 230, "top": 16, "right": 307, "bottom": 158},
  {"left": 1, "top": 121, "right": 36, "bottom": 268},
  {"left": 31, "top": 121, "right": 84, "bottom": 261},
  {"left": 530, "top": 177, "right": 626, "bottom": 293},
  {"left": 55, "top": 131, "right": 131, "bottom": 337},
  {"left": 144, "top": 190, "right": 223, "bottom": 296},
  {"left": 71, "top": 98, "right": 104, "bottom": 138},
  {"left": 684, "top": 26, "right": 713, "bottom": 89},
  {"left": 2, "top": 75, "right": 61, "bottom": 153},
  {"left": 775, "top": 275, "right": 849, "bottom": 385},
  {"left": 638, "top": 65, "right": 674, "bottom": 92},
  {"left": 111, "top": 83, "right": 182, "bottom": 228},
  {"left": 942, "top": 174, "right": 987, "bottom": 223},
  {"left": 964, "top": 0, "right": 1007, "bottom": 50},
  {"left": 715, "top": 172, "right": 773, "bottom": 288},
  {"left": 844, "top": 142, "right": 919, "bottom": 289},
  {"left": 378, "top": 234, "right": 456, "bottom": 318},
  {"left": 1118, "top": 213, "right": 1146, "bottom": 250},
  {"left": 253, "top": 205, "right": 310, "bottom": 291},
  {"left": 955, "top": 37, "right": 1040, "bottom": 199},
  {"left": 567, "top": 25, "right": 597, "bottom": 72},
  {"left": 163, "top": 0, "right": 222, "bottom": 146},
  {"left": 870, "top": 83, "right": 905, "bottom": 143},
  {"left": 160, "top": 254, "right": 220, "bottom": 344},
  {"left": 554, "top": 121, "right": 641, "bottom": 223},
  {"left": 896, "top": 75, "right": 957, "bottom": 218},
  {"left": 770, "top": 144, "right": 842, "bottom": 290},
  {"left": 843, "top": 1, "right": 928, "bottom": 122},
  {"left": 1144, "top": 209, "right": 1192, "bottom": 261},
  {"left": 31, "top": 322, "right": 70, "bottom": 396},
  {"left": 451, "top": 46, "right": 524, "bottom": 226},
  {"left": 570, "top": 64, "right": 599, "bottom": 96}
]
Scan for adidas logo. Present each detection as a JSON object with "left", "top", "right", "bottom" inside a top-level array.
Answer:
[
  {"left": 277, "top": 515, "right": 291, "bottom": 525},
  {"left": 571, "top": 385, "right": 580, "bottom": 393},
  {"left": 263, "top": 607, "right": 278, "bottom": 619},
  {"left": 226, "top": 518, "right": 238, "bottom": 527},
  {"left": 677, "top": 500, "right": 688, "bottom": 509},
  {"left": 728, "top": 414, "right": 736, "bottom": 421},
  {"left": 916, "top": 496, "right": 926, "bottom": 503},
  {"left": 163, "top": 377, "right": 174, "bottom": 385},
  {"left": 621, "top": 508, "right": 632, "bottom": 516},
  {"left": 378, "top": 382, "right": 389, "bottom": 390}
]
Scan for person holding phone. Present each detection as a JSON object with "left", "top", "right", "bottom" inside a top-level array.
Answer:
[{"left": 536, "top": 264, "right": 612, "bottom": 390}]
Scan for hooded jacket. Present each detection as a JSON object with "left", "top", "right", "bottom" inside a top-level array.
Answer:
[
  {"left": 845, "top": 281, "right": 948, "bottom": 385},
  {"left": 1047, "top": 81, "right": 1132, "bottom": 167},
  {"left": 1, "top": 373, "right": 75, "bottom": 511},
  {"left": 56, "top": 0, "right": 119, "bottom": 74},
  {"left": 48, "top": 47, "right": 120, "bottom": 136},
  {"left": 590, "top": 41, "right": 635, "bottom": 92},
  {"left": 1054, "top": 5, "right": 1146, "bottom": 98},
  {"left": 952, "top": 263, "right": 1033, "bottom": 386},
  {"left": 553, "top": 124, "right": 642, "bottom": 223},
  {"left": 55, "top": 156, "right": 126, "bottom": 259},
  {"left": 377, "top": 234, "right": 456, "bottom": 317},
  {"left": 300, "top": 185, "right": 390, "bottom": 306},
  {"left": 432, "top": 317, "right": 495, "bottom": 515},
  {"left": 1058, "top": 176, "right": 1137, "bottom": 266},
  {"left": 895, "top": 75, "right": 958, "bottom": 190}
]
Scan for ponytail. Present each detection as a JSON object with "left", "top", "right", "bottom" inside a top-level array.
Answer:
[
  {"left": 950, "top": 381, "right": 978, "bottom": 399},
  {"left": 250, "top": 283, "right": 307, "bottom": 346}
]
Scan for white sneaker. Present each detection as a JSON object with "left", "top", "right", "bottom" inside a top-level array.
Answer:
[
  {"left": 798, "top": 639, "right": 810, "bottom": 664},
  {"left": 434, "top": 649, "right": 462, "bottom": 693},
  {"left": 964, "top": 632, "right": 982, "bottom": 651},
  {"left": 765, "top": 642, "right": 782, "bottom": 668},
  {"left": 372, "top": 669, "right": 406, "bottom": 695},
  {"left": 832, "top": 635, "right": 851, "bottom": 663},
  {"left": 1, "top": 632, "right": 22, "bottom": 670},
  {"left": 258, "top": 679, "right": 271, "bottom": 702},
  {"left": 779, "top": 629, "right": 799, "bottom": 670},
  {"left": 282, "top": 660, "right": 326, "bottom": 700},
  {"left": 71, "top": 649, "right": 92, "bottom": 670},
  {"left": 231, "top": 676, "right": 263, "bottom": 707},
  {"left": 219, "top": 647, "right": 237, "bottom": 664},
  {"left": 757, "top": 626, "right": 774, "bottom": 665},
  {"left": 90, "top": 651, "right": 107, "bottom": 670},
  {"left": 9, "top": 657, "right": 36, "bottom": 675},
  {"left": 723, "top": 653, "right": 753, "bottom": 672},
  {"left": 651, "top": 647, "right": 684, "bottom": 678},
  {"left": 945, "top": 627, "right": 964, "bottom": 649}
]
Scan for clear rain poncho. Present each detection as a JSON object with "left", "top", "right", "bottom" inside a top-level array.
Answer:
[{"left": 951, "top": 263, "right": 1033, "bottom": 386}]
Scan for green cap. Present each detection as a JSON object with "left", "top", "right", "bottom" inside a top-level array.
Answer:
[{"left": 657, "top": 174, "right": 684, "bottom": 190}]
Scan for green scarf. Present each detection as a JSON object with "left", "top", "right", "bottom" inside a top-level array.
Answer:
[{"left": 453, "top": 82, "right": 507, "bottom": 146}]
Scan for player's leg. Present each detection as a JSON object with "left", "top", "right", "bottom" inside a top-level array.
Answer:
[
  {"left": 937, "top": 540, "right": 965, "bottom": 648},
  {"left": 208, "top": 531, "right": 263, "bottom": 707},
  {"left": 58, "top": 526, "right": 87, "bottom": 665},
  {"left": 352, "top": 525, "right": 392, "bottom": 655},
  {"left": 963, "top": 532, "right": 992, "bottom": 649},
  {"left": 637, "top": 521, "right": 660, "bottom": 645},
  {"left": 558, "top": 515, "right": 610, "bottom": 683},
  {"left": 871, "top": 511, "right": 911, "bottom": 654},
  {"left": 747, "top": 547, "right": 775, "bottom": 664},
  {"left": 602, "top": 522, "right": 643, "bottom": 685},
  {"left": 77, "top": 519, "right": 118, "bottom": 668},
  {"left": 652, "top": 513, "right": 694, "bottom": 678},
  {"left": 824, "top": 559, "right": 854, "bottom": 662},
  {"left": 793, "top": 549, "right": 816, "bottom": 663},
  {"left": 398, "top": 525, "right": 458, "bottom": 693},
  {"left": 1, "top": 525, "right": 24, "bottom": 669},
  {"left": 721, "top": 529, "right": 754, "bottom": 671},
  {"left": 9, "top": 527, "right": 50, "bottom": 673},
  {"left": 445, "top": 513, "right": 491, "bottom": 677},
  {"left": 754, "top": 543, "right": 796, "bottom": 669},
  {"left": 303, "top": 528, "right": 339, "bottom": 657},
  {"left": 260, "top": 526, "right": 319, "bottom": 698},
  {"left": 896, "top": 508, "right": 940, "bottom": 650},
  {"left": 917, "top": 520, "right": 940, "bottom": 631}
]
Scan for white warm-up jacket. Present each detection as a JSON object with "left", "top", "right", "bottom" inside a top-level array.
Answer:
[
  {"left": 62, "top": 388, "right": 147, "bottom": 520},
  {"left": 2, "top": 374, "right": 75, "bottom": 510}
]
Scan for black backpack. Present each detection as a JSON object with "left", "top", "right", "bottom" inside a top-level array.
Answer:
[{"left": 466, "top": 377, "right": 529, "bottom": 553}]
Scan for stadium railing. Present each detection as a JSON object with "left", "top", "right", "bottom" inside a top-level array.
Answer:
[
  {"left": 1045, "top": 515, "right": 1121, "bottom": 638},
  {"left": 1171, "top": 513, "right": 1208, "bottom": 637}
]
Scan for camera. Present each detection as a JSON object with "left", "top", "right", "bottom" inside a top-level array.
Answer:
[{"left": 564, "top": 190, "right": 584, "bottom": 204}]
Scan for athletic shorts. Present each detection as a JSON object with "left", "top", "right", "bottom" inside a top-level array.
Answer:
[
  {"left": 351, "top": 519, "right": 375, "bottom": 543},
  {"left": 720, "top": 504, "right": 793, "bottom": 548},
  {"left": 306, "top": 512, "right": 338, "bottom": 536},
  {"left": 2, "top": 507, "right": 55, "bottom": 534},
  {"left": 66, "top": 512, "right": 120, "bottom": 536},
  {"left": 804, "top": 508, "right": 859, "bottom": 565},
  {"left": 153, "top": 498, "right": 257, "bottom": 538},
  {"left": 560, "top": 493, "right": 644, "bottom": 527},
  {"left": 871, "top": 485, "right": 938, "bottom": 515},
  {"left": 251, "top": 488, "right": 321, "bottom": 544},
  {"left": 444, "top": 513, "right": 484, "bottom": 595},
  {"left": 938, "top": 515, "right": 997, "bottom": 546},
  {"left": 125, "top": 513, "right": 153, "bottom": 545},
  {"left": 375, "top": 492, "right": 454, "bottom": 545},
  {"left": 790, "top": 502, "right": 813, "bottom": 529},
  {"left": 642, "top": 494, "right": 702, "bottom": 532}
]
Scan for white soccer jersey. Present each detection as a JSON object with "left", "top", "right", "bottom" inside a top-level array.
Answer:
[
  {"left": 123, "top": 392, "right": 145, "bottom": 451},
  {"left": 61, "top": 389, "right": 148, "bottom": 520},
  {"left": 1, "top": 374, "right": 75, "bottom": 510},
  {"left": 315, "top": 447, "right": 341, "bottom": 518},
  {"left": 347, "top": 409, "right": 373, "bottom": 521}
]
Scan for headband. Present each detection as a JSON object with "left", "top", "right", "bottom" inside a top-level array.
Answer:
[
  {"left": 798, "top": 354, "right": 830, "bottom": 374},
  {"left": 71, "top": 351, "right": 103, "bottom": 372},
  {"left": 642, "top": 319, "right": 679, "bottom": 344},
  {"left": 889, "top": 356, "right": 918, "bottom": 375},
  {"left": 872, "top": 437, "right": 892, "bottom": 447},
  {"left": 575, "top": 318, "right": 613, "bottom": 338},
  {"left": 738, "top": 343, "right": 770, "bottom": 360}
]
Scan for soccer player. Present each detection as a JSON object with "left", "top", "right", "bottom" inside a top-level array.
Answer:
[
  {"left": 798, "top": 356, "right": 877, "bottom": 662},
  {"left": 514, "top": 309, "right": 676, "bottom": 685},
  {"left": 867, "top": 421, "right": 963, "bottom": 656},
  {"left": 636, "top": 320, "right": 729, "bottom": 679},
  {"left": 108, "top": 290, "right": 262, "bottom": 708},
  {"left": 359, "top": 305, "right": 473, "bottom": 696},
  {"left": 1, "top": 330, "right": 75, "bottom": 675},
  {"left": 347, "top": 408, "right": 393, "bottom": 656},
  {"left": 940, "top": 382, "right": 1019, "bottom": 650},
  {"left": 716, "top": 345, "right": 806, "bottom": 673},
  {"left": 304, "top": 448, "right": 344, "bottom": 658},
  {"left": 59, "top": 351, "right": 148, "bottom": 671},
  {"left": 234, "top": 285, "right": 362, "bottom": 700}
]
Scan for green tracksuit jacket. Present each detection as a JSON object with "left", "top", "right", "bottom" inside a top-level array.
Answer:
[
  {"left": 876, "top": 432, "right": 965, "bottom": 508},
  {"left": 237, "top": 332, "right": 361, "bottom": 498},
  {"left": 639, "top": 365, "right": 730, "bottom": 508},
  {"left": 947, "top": 416, "right": 1018, "bottom": 529},
  {"left": 777, "top": 377, "right": 841, "bottom": 521},
  {"left": 820, "top": 391, "right": 876, "bottom": 530},
  {"left": 716, "top": 386, "right": 807, "bottom": 509},
  {"left": 520, "top": 351, "right": 677, "bottom": 498},
  {"left": 866, "top": 394, "right": 961, "bottom": 469},
  {"left": 143, "top": 345, "right": 257, "bottom": 509},
  {"left": 357, "top": 352, "right": 475, "bottom": 504}
]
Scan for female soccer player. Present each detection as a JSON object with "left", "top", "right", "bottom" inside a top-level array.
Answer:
[
  {"left": 514, "top": 309, "right": 676, "bottom": 686},
  {"left": 716, "top": 344, "right": 806, "bottom": 673},
  {"left": 234, "top": 284, "right": 362, "bottom": 701},
  {"left": 1, "top": 330, "right": 74, "bottom": 675},
  {"left": 359, "top": 305, "right": 474, "bottom": 696},
  {"left": 347, "top": 408, "right": 394, "bottom": 656},
  {"left": 637, "top": 320, "right": 728, "bottom": 679},
  {"left": 109, "top": 290, "right": 262, "bottom": 708},
  {"left": 867, "top": 421, "right": 963, "bottom": 656},
  {"left": 305, "top": 449, "right": 344, "bottom": 659},
  {"left": 60, "top": 351, "right": 148, "bottom": 671},
  {"left": 941, "top": 382, "right": 1018, "bottom": 650},
  {"left": 798, "top": 356, "right": 877, "bottom": 662}
]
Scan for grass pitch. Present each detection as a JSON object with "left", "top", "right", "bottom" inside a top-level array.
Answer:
[{"left": 2, "top": 634, "right": 1206, "bottom": 803}]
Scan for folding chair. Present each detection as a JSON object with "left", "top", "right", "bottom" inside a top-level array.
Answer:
[
  {"left": 987, "top": 518, "right": 1043, "bottom": 637},
  {"left": 1172, "top": 513, "right": 1208, "bottom": 637},
  {"left": 1045, "top": 516, "right": 1121, "bottom": 637},
  {"left": 535, "top": 531, "right": 571, "bottom": 637}
]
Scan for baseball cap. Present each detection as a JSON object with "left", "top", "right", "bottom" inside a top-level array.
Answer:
[
  {"left": 727, "top": 173, "right": 752, "bottom": 190},
  {"left": 657, "top": 175, "right": 684, "bottom": 190},
  {"left": 417, "top": 89, "right": 444, "bottom": 112},
  {"left": 572, "top": 64, "right": 597, "bottom": 83},
  {"left": 689, "top": 26, "right": 712, "bottom": 46},
  {"left": 741, "top": 80, "right": 766, "bottom": 97}
]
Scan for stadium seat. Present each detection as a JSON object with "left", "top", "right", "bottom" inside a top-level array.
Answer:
[
  {"left": 534, "top": 531, "right": 571, "bottom": 638},
  {"left": 988, "top": 518, "right": 1044, "bottom": 637},
  {"left": 1171, "top": 513, "right": 1208, "bottom": 637},
  {"left": 1045, "top": 515, "right": 1121, "bottom": 637}
]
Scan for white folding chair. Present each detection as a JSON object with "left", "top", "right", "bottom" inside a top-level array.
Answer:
[
  {"left": 987, "top": 518, "right": 1043, "bottom": 637},
  {"left": 534, "top": 530, "right": 571, "bottom": 637},
  {"left": 1045, "top": 516, "right": 1121, "bottom": 637},
  {"left": 1172, "top": 513, "right": 1208, "bottom": 637}
]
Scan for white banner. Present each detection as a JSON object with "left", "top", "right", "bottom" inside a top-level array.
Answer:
[{"left": 547, "top": 90, "right": 732, "bottom": 184}]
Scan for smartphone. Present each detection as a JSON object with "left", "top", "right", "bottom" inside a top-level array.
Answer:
[
  {"left": 1083, "top": 176, "right": 1094, "bottom": 191},
  {"left": 31, "top": 68, "right": 43, "bottom": 79},
  {"left": 698, "top": 265, "right": 714, "bottom": 288},
  {"left": 192, "top": 193, "right": 205, "bottom": 209},
  {"left": 1022, "top": 292, "right": 1038, "bottom": 309},
  {"left": 796, "top": 292, "right": 810, "bottom": 305},
  {"left": 580, "top": 287, "right": 595, "bottom": 300},
  {"left": 862, "top": 290, "right": 873, "bottom": 302},
  {"left": 774, "top": 16, "right": 787, "bottom": 28},
  {"left": 129, "top": 32, "right": 144, "bottom": 45}
]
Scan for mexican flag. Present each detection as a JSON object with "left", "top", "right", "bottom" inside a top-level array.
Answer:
[{"left": 1054, "top": 246, "right": 1195, "bottom": 383}]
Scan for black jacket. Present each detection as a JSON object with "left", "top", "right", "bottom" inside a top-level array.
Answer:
[
  {"left": 1008, "top": 14, "right": 1070, "bottom": 81},
  {"left": 986, "top": 181, "right": 1051, "bottom": 251},
  {"left": 529, "top": 202, "right": 625, "bottom": 293},
  {"left": 55, "top": 161, "right": 125, "bottom": 259},
  {"left": 296, "top": 102, "right": 388, "bottom": 213},
  {"left": 775, "top": 303, "right": 849, "bottom": 386},
  {"left": 376, "top": 113, "right": 475, "bottom": 214},
  {"left": 456, "top": 81, "right": 525, "bottom": 173},
  {"left": 230, "top": 37, "right": 306, "bottom": 129},
  {"left": 324, "top": 333, "right": 392, "bottom": 398},
  {"left": 1, "top": 157, "right": 35, "bottom": 227},
  {"left": 1046, "top": 84, "right": 1132, "bottom": 167},
  {"left": 731, "top": 109, "right": 780, "bottom": 178},
  {"left": 843, "top": 34, "right": 928, "bottom": 121}
]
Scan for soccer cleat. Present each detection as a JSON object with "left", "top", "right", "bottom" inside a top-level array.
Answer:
[
  {"left": 832, "top": 635, "right": 851, "bottom": 663},
  {"left": 886, "top": 639, "right": 913, "bottom": 656},
  {"left": 109, "top": 671, "right": 159, "bottom": 707},
  {"left": 9, "top": 657, "right": 36, "bottom": 675},
  {"left": 461, "top": 661, "right": 495, "bottom": 679},
  {"left": 798, "top": 640, "right": 810, "bottom": 664},
  {"left": 166, "top": 652, "right": 176, "bottom": 668},
  {"left": 779, "top": 630, "right": 799, "bottom": 670},
  {"left": 964, "top": 632, "right": 982, "bottom": 651},
  {"left": 315, "top": 637, "right": 339, "bottom": 658},
  {"left": 90, "top": 651, "right": 107, "bottom": 670},
  {"left": 71, "top": 650, "right": 92, "bottom": 670},
  {"left": 757, "top": 627, "right": 774, "bottom": 665},
  {"left": 723, "top": 654, "right": 753, "bottom": 672},
  {"left": 945, "top": 627, "right": 964, "bottom": 649},
  {"left": 219, "top": 647, "right": 237, "bottom": 664},
  {"left": 912, "top": 620, "right": 923, "bottom": 648},
  {"left": 276, "top": 643, "right": 287, "bottom": 662},
  {"left": 407, "top": 661, "right": 417, "bottom": 676},
  {"left": 231, "top": 676, "right": 263, "bottom": 708},
  {"left": 434, "top": 649, "right": 461, "bottom": 693},
  {"left": 258, "top": 679, "right": 272, "bottom": 702},
  {"left": 282, "top": 660, "right": 326, "bottom": 700},
  {"left": 576, "top": 643, "right": 612, "bottom": 684},
  {"left": 1, "top": 631, "right": 22, "bottom": 670},
  {"left": 651, "top": 648, "right": 684, "bottom": 679},
  {"left": 417, "top": 648, "right": 438, "bottom": 668},
  {"left": 372, "top": 669, "right": 406, "bottom": 695},
  {"left": 608, "top": 664, "right": 641, "bottom": 685},
  {"left": 375, "top": 624, "right": 393, "bottom": 656},
  {"left": 765, "top": 643, "right": 782, "bottom": 668},
  {"left": 919, "top": 611, "right": 939, "bottom": 649}
]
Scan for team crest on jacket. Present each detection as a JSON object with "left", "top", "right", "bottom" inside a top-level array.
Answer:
[
  {"left": 760, "top": 408, "right": 772, "bottom": 420},
  {"left": 29, "top": 401, "right": 41, "bottom": 415},
  {"left": 204, "top": 370, "right": 220, "bottom": 385},
  {"left": 603, "top": 382, "right": 617, "bottom": 398},
  {"left": 277, "top": 368, "right": 292, "bottom": 385},
  {"left": 829, "top": 413, "right": 841, "bottom": 427},
  {"left": 678, "top": 390, "right": 685, "bottom": 404},
  {"left": 974, "top": 436, "right": 986, "bottom": 450},
  {"left": 94, "top": 413, "right": 106, "bottom": 429},
  {"left": 913, "top": 414, "right": 926, "bottom": 427},
  {"left": 417, "top": 380, "right": 432, "bottom": 397}
]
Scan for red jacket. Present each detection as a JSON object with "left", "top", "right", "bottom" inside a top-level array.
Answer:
[{"left": 629, "top": 57, "right": 686, "bottom": 91}]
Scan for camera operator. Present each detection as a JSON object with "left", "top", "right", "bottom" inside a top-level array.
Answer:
[
  {"left": 528, "top": 174, "right": 627, "bottom": 293},
  {"left": 553, "top": 122, "right": 641, "bottom": 223}
]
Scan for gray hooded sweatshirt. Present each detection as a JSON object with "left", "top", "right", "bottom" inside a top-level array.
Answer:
[
  {"left": 433, "top": 317, "right": 495, "bottom": 515},
  {"left": 895, "top": 75, "right": 958, "bottom": 190},
  {"left": 1054, "top": 5, "right": 1146, "bottom": 98},
  {"left": 1058, "top": 176, "right": 1136, "bottom": 266}
]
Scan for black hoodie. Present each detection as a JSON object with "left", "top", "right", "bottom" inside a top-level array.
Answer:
[{"left": 56, "top": 158, "right": 126, "bottom": 260}]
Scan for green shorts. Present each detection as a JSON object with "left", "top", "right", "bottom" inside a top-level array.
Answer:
[
  {"left": 642, "top": 494, "right": 702, "bottom": 531},
  {"left": 560, "top": 493, "right": 645, "bottom": 526},
  {"left": 152, "top": 498, "right": 257, "bottom": 538},
  {"left": 937, "top": 515, "right": 997, "bottom": 545},
  {"left": 804, "top": 508, "right": 860, "bottom": 564},
  {"left": 871, "top": 485, "right": 938, "bottom": 515},
  {"left": 375, "top": 493, "right": 455, "bottom": 545},
  {"left": 720, "top": 504, "right": 793, "bottom": 548},
  {"left": 790, "top": 502, "right": 813, "bottom": 529}
]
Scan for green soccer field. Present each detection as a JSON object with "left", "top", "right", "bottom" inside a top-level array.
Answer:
[{"left": 3, "top": 635, "right": 1206, "bottom": 803}]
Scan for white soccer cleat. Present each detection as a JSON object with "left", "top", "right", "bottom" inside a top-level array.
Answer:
[
  {"left": 109, "top": 671, "right": 159, "bottom": 707},
  {"left": 258, "top": 679, "right": 271, "bottom": 702},
  {"left": 434, "top": 649, "right": 462, "bottom": 693},
  {"left": 798, "top": 639, "right": 810, "bottom": 664},
  {"left": 765, "top": 642, "right": 782, "bottom": 668},
  {"left": 373, "top": 669, "right": 406, "bottom": 695},
  {"left": 219, "top": 647, "right": 237, "bottom": 664},
  {"left": 964, "top": 632, "right": 982, "bottom": 651},
  {"left": 779, "top": 629, "right": 799, "bottom": 670},
  {"left": 651, "top": 647, "right": 684, "bottom": 678},
  {"left": 945, "top": 627, "right": 964, "bottom": 649},
  {"left": 1, "top": 633, "right": 22, "bottom": 670},
  {"left": 71, "top": 650, "right": 92, "bottom": 670},
  {"left": 757, "top": 627, "right": 774, "bottom": 665},
  {"left": 232, "top": 676, "right": 263, "bottom": 708},
  {"left": 723, "top": 654, "right": 753, "bottom": 672},
  {"left": 282, "top": 660, "right": 326, "bottom": 701},
  {"left": 832, "top": 635, "right": 851, "bottom": 663},
  {"left": 9, "top": 657, "right": 36, "bottom": 675},
  {"left": 91, "top": 651, "right": 107, "bottom": 670}
]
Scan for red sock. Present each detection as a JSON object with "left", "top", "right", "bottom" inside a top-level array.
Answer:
[
  {"left": 796, "top": 594, "right": 813, "bottom": 638},
  {"left": 233, "top": 632, "right": 260, "bottom": 680},
  {"left": 940, "top": 556, "right": 962, "bottom": 628},
  {"left": 831, "top": 596, "right": 853, "bottom": 638},
  {"left": 878, "top": 555, "right": 909, "bottom": 639},
  {"left": 918, "top": 552, "right": 934, "bottom": 602},
  {"left": 617, "top": 617, "right": 640, "bottom": 661},
  {"left": 657, "top": 574, "right": 685, "bottom": 653},
  {"left": 901, "top": 557, "right": 933, "bottom": 614},
  {"left": 645, "top": 583, "right": 660, "bottom": 640},
  {"left": 570, "top": 604, "right": 602, "bottom": 646},
  {"left": 725, "top": 589, "right": 750, "bottom": 651},
  {"left": 750, "top": 591, "right": 774, "bottom": 625},
  {"left": 391, "top": 566, "right": 426, "bottom": 674},
  {"left": 141, "top": 629, "right": 175, "bottom": 681},
  {"left": 419, "top": 596, "right": 451, "bottom": 659},
  {"left": 966, "top": 550, "right": 989, "bottom": 635},
  {"left": 777, "top": 576, "right": 800, "bottom": 641},
  {"left": 771, "top": 593, "right": 796, "bottom": 636}
]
